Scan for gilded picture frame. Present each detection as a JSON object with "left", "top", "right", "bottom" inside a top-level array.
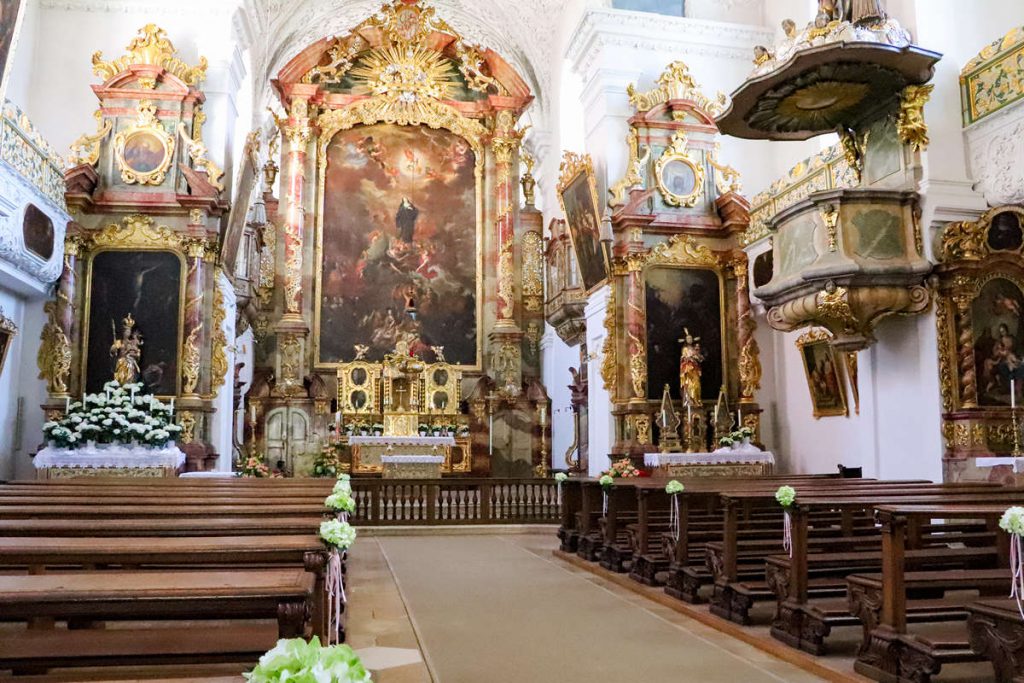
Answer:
[
  {"left": 114, "top": 101, "right": 175, "bottom": 186},
  {"left": 336, "top": 362, "right": 381, "bottom": 415},
  {"left": 655, "top": 130, "right": 705, "bottom": 208},
  {"left": 557, "top": 151, "right": 609, "bottom": 292},
  {"left": 796, "top": 329, "right": 848, "bottom": 419},
  {"left": 0, "top": 305, "right": 17, "bottom": 379}
]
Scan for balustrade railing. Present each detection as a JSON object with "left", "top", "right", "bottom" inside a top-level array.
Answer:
[{"left": 350, "top": 478, "right": 559, "bottom": 525}]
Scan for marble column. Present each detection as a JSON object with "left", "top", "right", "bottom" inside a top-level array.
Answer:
[
  {"left": 492, "top": 109, "right": 521, "bottom": 332},
  {"left": 182, "top": 237, "right": 206, "bottom": 397},
  {"left": 55, "top": 233, "right": 81, "bottom": 397}
]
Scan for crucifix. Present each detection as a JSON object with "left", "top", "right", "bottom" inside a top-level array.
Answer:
[{"left": 394, "top": 382, "right": 409, "bottom": 410}]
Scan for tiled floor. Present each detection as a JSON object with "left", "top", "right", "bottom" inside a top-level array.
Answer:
[{"left": 348, "top": 532, "right": 828, "bottom": 683}]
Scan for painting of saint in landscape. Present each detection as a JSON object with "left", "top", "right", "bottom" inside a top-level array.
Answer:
[
  {"left": 973, "top": 277, "right": 1024, "bottom": 406},
  {"left": 85, "top": 250, "right": 182, "bottom": 395},
  {"left": 799, "top": 336, "right": 847, "bottom": 418},
  {"left": 122, "top": 131, "right": 167, "bottom": 174},
  {"left": 319, "top": 124, "right": 478, "bottom": 365},
  {"left": 645, "top": 267, "right": 723, "bottom": 401},
  {"left": 559, "top": 167, "right": 607, "bottom": 291}
]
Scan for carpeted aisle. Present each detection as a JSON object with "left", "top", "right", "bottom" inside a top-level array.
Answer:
[{"left": 377, "top": 534, "right": 825, "bottom": 683}]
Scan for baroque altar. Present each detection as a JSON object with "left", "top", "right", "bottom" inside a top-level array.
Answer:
[{"left": 245, "top": 0, "right": 551, "bottom": 477}]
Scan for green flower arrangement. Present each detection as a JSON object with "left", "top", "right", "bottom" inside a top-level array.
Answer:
[
  {"left": 325, "top": 492, "right": 356, "bottom": 513},
  {"left": 42, "top": 381, "right": 181, "bottom": 449},
  {"left": 333, "top": 477, "right": 353, "bottom": 495},
  {"left": 554, "top": 472, "right": 568, "bottom": 483},
  {"left": 244, "top": 636, "right": 371, "bottom": 683},
  {"left": 1001, "top": 507, "right": 1024, "bottom": 536},
  {"left": 665, "top": 480, "right": 685, "bottom": 495},
  {"left": 319, "top": 519, "right": 357, "bottom": 550},
  {"left": 775, "top": 485, "right": 797, "bottom": 508},
  {"left": 599, "top": 474, "right": 614, "bottom": 488}
]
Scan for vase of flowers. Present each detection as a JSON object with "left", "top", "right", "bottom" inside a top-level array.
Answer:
[
  {"left": 418, "top": 423, "right": 430, "bottom": 436},
  {"left": 371, "top": 422, "right": 384, "bottom": 437}
]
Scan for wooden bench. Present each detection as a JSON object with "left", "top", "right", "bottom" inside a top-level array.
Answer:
[
  {"left": 852, "top": 503, "right": 1015, "bottom": 683},
  {"left": 967, "top": 598, "right": 1024, "bottom": 683}
]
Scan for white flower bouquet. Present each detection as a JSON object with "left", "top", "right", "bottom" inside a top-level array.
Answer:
[
  {"left": 42, "top": 381, "right": 182, "bottom": 449},
  {"left": 244, "top": 637, "right": 370, "bottom": 683}
]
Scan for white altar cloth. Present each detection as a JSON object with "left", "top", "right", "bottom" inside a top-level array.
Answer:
[
  {"left": 644, "top": 451, "right": 776, "bottom": 467},
  {"left": 34, "top": 445, "right": 186, "bottom": 470},
  {"left": 349, "top": 435, "right": 455, "bottom": 447},
  {"left": 381, "top": 455, "right": 445, "bottom": 465},
  {"left": 179, "top": 470, "right": 237, "bottom": 478}
]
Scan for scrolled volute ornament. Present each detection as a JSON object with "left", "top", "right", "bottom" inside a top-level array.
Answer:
[{"left": 941, "top": 219, "right": 987, "bottom": 262}]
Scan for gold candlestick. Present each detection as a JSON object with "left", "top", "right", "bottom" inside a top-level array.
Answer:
[{"left": 1013, "top": 407, "right": 1023, "bottom": 457}]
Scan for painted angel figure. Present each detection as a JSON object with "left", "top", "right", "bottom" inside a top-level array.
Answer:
[{"left": 678, "top": 328, "right": 705, "bottom": 408}]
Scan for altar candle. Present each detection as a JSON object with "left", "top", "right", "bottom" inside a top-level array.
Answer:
[
  {"left": 130, "top": 386, "right": 136, "bottom": 403},
  {"left": 737, "top": 406, "right": 742, "bottom": 427},
  {"left": 65, "top": 396, "right": 70, "bottom": 413},
  {"left": 662, "top": 409, "right": 666, "bottom": 426},
  {"left": 251, "top": 404, "right": 257, "bottom": 423},
  {"left": 489, "top": 413, "right": 493, "bottom": 456},
  {"left": 169, "top": 397, "right": 175, "bottom": 416},
  {"left": 1014, "top": 379, "right": 1017, "bottom": 410}
]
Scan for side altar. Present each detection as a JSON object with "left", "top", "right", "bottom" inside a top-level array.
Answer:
[{"left": 337, "top": 340, "right": 469, "bottom": 475}]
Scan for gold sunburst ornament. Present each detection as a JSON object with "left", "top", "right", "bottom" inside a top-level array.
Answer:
[{"left": 349, "top": 44, "right": 457, "bottom": 105}]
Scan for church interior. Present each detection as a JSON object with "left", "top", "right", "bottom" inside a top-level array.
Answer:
[{"left": 2, "top": 0, "right": 1024, "bottom": 680}]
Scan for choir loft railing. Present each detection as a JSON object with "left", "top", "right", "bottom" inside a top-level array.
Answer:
[{"left": 349, "top": 478, "right": 559, "bottom": 525}]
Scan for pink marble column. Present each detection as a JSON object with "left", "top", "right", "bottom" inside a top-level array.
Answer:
[
  {"left": 282, "top": 98, "right": 311, "bottom": 319},
  {"left": 182, "top": 238, "right": 206, "bottom": 396}
]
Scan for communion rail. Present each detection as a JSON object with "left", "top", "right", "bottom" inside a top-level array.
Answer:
[{"left": 350, "top": 478, "right": 559, "bottom": 525}]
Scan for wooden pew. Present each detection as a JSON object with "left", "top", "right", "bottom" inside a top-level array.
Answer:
[
  {"left": 0, "top": 517, "right": 325, "bottom": 537},
  {"left": 851, "top": 503, "right": 1014, "bottom": 683},
  {"left": 967, "top": 599, "right": 1024, "bottom": 683}
]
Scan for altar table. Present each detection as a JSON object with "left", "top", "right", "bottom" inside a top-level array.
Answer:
[
  {"left": 33, "top": 445, "right": 186, "bottom": 479},
  {"left": 381, "top": 455, "right": 445, "bottom": 479},
  {"left": 643, "top": 451, "right": 775, "bottom": 478},
  {"left": 348, "top": 435, "right": 455, "bottom": 473}
]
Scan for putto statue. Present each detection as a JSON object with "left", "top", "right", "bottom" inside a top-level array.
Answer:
[
  {"left": 678, "top": 328, "right": 705, "bottom": 408},
  {"left": 110, "top": 313, "right": 143, "bottom": 385}
]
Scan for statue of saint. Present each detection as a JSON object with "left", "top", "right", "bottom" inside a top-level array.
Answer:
[
  {"left": 110, "top": 313, "right": 143, "bottom": 385},
  {"left": 678, "top": 328, "right": 705, "bottom": 408}
]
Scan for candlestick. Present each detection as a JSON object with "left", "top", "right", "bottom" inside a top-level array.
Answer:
[
  {"left": 661, "top": 409, "right": 667, "bottom": 426},
  {"left": 737, "top": 406, "right": 742, "bottom": 428},
  {"left": 65, "top": 396, "right": 70, "bottom": 413},
  {"left": 1014, "top": 407, "right": 1023, "bottom": 457},
  {"left": 251, "top": 404, "right": 256, "bottom": 423}
]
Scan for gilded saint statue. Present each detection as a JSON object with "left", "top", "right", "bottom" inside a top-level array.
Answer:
[
  {"left": 678, "top": 328, "right": 705, "bottom": 408},
  {"left": 110, "top": 313, "right": 143, "bottom": 385},
  {"left": 37, "top": 301, "right": 71, "bottom": 395}
]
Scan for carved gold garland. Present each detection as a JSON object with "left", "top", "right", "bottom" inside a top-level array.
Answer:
[
  {"left": 941, "top": 206, "right": 1024, "bottom": 262},
  {"left": 92, "top": 23, "right": 207, "bottom": 86},
  {"left": 608, "top": 126, "right": 648, "bottom": 208},
  {"left": 113, "top": 100, "right": 175, "bottom": 186},
  {"left": 68, "top": 109, "right": 112, "bottom": 167},
  {"left": 626, "top": 61, "right": 728, "bottom": 117},
  {"left": 37, "top": 301, "right": 70, "bottom": 395},
  {"left": 210, "top": 271, "right": 228, "bottom": 393},
  {"left": 655, "top": 130, "right": 705, "bottom": 208},
  {"left": 600, "top": 286, "right": 617, "bottom": 395}
]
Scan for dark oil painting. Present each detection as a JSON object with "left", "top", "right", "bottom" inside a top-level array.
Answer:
[
  {"left": 645, "top": 267, "right": 723, "bottom": 401},
  {"left": 319, "top": 123, "right": 478, "bottom": 365},
  {"left": 86, "top": 250, "right": 182, "bottom": 395},
  {"left": 22, "top": 203, "right": 53, "bottom": 260},
  {"left": 799, "top": 339, "right": 847, "bottom": 418},
  {"left": 973, "top": 277, "right": 1024, "bottom": 407},
  {"left": 560, "top": 171, "right": 607, "bottom": 291}
]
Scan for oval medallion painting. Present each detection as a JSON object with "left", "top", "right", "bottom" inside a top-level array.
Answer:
[
  {"left": 662, "top": 159, "right": 697, "bottom": 199},
  {"left": 123, "top": 131, "right": 168, "bottom": 174}
]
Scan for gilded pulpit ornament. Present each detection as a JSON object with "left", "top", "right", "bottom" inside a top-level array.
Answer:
[
  {"left": 897, "top": 84, "right": 934, "bottom": 151},
  {"left": 114, "top": 100, "right": 175, "bottom": 186},
  {"left": 37, "top": 301, "right": 71, "bottom": 395},
  {"left": 739, "top": 336, "right": 762, "bottom": 399},
  {"left": 110, "top": 313, "right": 143, "bottom": 385},
  {"left": 678, "top": 328, "right": 705, "bottom": 408}
]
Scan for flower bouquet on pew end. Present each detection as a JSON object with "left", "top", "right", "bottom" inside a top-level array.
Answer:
[{"left": 244, "top": 636, "right": 371, "bottom": 683}]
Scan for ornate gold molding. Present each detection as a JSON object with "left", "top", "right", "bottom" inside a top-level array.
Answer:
[
  {"left": 210, "top": 272, "right": 228, "bottom": 394},
  {"left": 608, "top": 126, "right": 647, "bottom": 208},
  {"left": 37, "top": 301, "right": 70, "bottom": 395},
  {"left": 181, "top": 323, "right": 202, "bottom": 395},
  {"left": 940, "top": 206, "right": 1024, "bottom": 262},
  {"left": 626, "top": 61, "right": 728, "bottom": 117},
  {"left": 654, "top": 130, "right": 704, "bottom": 208},
  {"left": 600, "top": 287, "right": 617, "bottom": 395},
  {"left": 739, "top": 337, "right": 762, "bottom": 399},
  {"left": 645, "top": 234, "right": 720, "bottom": 269},
  {"left": 177, "top": 107, "right": 224, "bottom": 191},
  {"left": 68, "top": 109, "right": 112, "bottom": 167},
  {"left": 89, "top": 214, "right": 185, "bottom": 251},
  {"left": 92, "top": 24, "right": 207, "bottom": 86},
  {"left": 113, "top": 100, "right": 175, "bottom": 186}
]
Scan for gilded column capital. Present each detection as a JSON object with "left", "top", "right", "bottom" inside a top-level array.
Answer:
[
  {"left": 64, "top": 235, "right": 84, "bottom": 257},
  {"left": 183, "top": 237, "right": 207, "bottom": 260}
]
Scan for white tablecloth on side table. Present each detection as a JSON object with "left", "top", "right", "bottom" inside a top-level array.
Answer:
[
  {"left": 644, "top": 451, "right": 775, "bottom": 467},
  {"left": 348, "top": 436, "right": 455, "bottom": 447}
]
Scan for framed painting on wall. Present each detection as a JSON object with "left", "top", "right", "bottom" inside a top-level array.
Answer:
[
  {"left": 0, "top": 0, "right": 26, "bottom": 105},
  {"left": 83, "top": 250, "right": 184, "bottom": 396},
  {"left": 796, "top": 329, "right": 848, "bottom": 419},
  {"left": 557, "top": 152, "right": 608, "bottom": 292},
  {"left": 972, "top": 276, "right": 1024, "bottom": 407}
]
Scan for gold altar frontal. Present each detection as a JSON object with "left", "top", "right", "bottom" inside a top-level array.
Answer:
[
  {"left": 36, "top": 466, "right": 178, "bottom": 479},
  {"left": 644, "top": 452, "right": 775, "bottom": 478},
  {"left": 654, "top": 462, "right": 773, "bottom": 478}
]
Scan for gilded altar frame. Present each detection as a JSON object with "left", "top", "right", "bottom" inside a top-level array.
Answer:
[
  {"left": 113, "top": 101, "right": 176, "bottom": 186},
  {"left": 654, "top": 130, "right": 706, "bottom": 209},
  {"left": 80, "top": 216, "right": 187, "bottom": 398},
  {"left": 935, "top": 205, "right": 1024, "bottom": 479}
]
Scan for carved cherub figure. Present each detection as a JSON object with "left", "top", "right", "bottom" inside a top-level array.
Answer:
[{"left": 782, "top": 19, "right": 797, "bottom": 39}]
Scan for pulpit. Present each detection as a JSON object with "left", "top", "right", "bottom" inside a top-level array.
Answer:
[{"left": 337, "top": 340, "right": 470, "bottom": 474}]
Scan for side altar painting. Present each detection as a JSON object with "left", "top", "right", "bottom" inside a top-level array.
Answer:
[
  {"left": 972, "top": 277, "right": 1024, "bottom": 407},
  {"left": 318, "top": 124, "right": 478, "bottom": 366}
]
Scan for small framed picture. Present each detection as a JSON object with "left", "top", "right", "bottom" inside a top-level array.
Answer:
[
  {"left": 797, "top": 329, "right": 848, "bottom": 419},
  {"left": 0, "top": 305, "right": 17, "bottom": 379}
]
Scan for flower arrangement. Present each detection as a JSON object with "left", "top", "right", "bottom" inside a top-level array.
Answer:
[
  {"left": 418, "top": 422, "right": 430, "bottom": 436},
  {"left": 665, "top": 480, "right": 685, "bottom": 495},
  {"left": 371, "top": 422, "right": 384, "bottom": 436},
  {"left": 244, "top": 636, "right": 371, "bottom": 683},
  {"left": 718, "top": 426, "right": 755, "bottom": 448},
  {"left": 599, "top": 474, "right": 614, "bottom": 489},
  {"left": 333, "top": 474, "right": 352, "bottom": 495},
  {"left": 312, "top": 441, "right": 344, "bottom": 478},
  {"left": 775, "top": 485, "right": 796, "bottom": 507},
  {"left": 320, "top": 519, "right": 357, "bottom": 550},
  {"left": 1002, "top": 507, "right": 1024, "bottom": 535},
  {"left": 554, "top": 472, "right": 569, "bottom": 483},
  {"left": 605, "top": 456, "right": 641, "bottom": 478},
  {"left": 42, "top": 381, "right": 181, "bottom": 449},
  {"left": 238, "top": 454, "right": 271, "bottom": 478},
  {"left": 325, "top": 491, "right": 356, "bottom": 514}
]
